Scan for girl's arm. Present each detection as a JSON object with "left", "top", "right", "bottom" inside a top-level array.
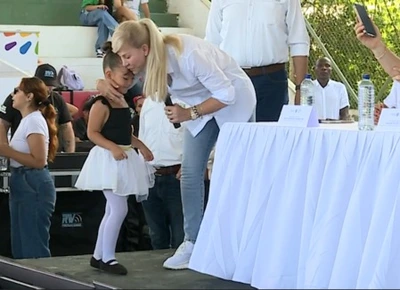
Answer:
[{"left": 131, "top": 134, "right": 154, "bottom": 161}]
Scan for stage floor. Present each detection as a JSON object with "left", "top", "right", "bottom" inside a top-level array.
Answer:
[{"left": 11, "top": 250, "right": 254, "bottom": 289}]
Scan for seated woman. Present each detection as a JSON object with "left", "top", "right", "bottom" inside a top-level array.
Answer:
[
  {"left": 123, "top": 0, "right": 151, "bottom": 20},
  {"left": 111, "top": 0, "right": 140, "bottom": 22},
  {"left": 0, "top": 77, "right": 58, "bottom": 259}
]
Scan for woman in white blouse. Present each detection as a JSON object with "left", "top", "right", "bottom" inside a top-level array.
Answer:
[{"left": 108, "top": 18, "right": 256, "bottom": 270}]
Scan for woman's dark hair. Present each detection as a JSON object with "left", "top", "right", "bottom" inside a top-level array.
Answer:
[
  {"left": 19, "top": 77, "right": 59, "bottom": 162},
  {"left": 102, "top": 41, "right": 122, "bottom": 72}
]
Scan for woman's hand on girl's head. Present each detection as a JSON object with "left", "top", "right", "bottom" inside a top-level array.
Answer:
[
  {"left": 96, "top": 79, "right": 124, "bottom": 101},
  {"left": 111, "top": 145, "right": 128, "bottom": 160}
]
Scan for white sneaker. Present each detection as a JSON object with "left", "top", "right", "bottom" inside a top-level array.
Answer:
[{"left": 163, "top": 241, "right": 194, "bottom": 270}]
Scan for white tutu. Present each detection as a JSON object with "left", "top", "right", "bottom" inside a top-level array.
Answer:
[{"left": 75, "top": 146, "right": 155, "bottom": 200}]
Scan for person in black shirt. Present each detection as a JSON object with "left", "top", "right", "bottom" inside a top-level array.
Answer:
[{"left": 0, "top": 64, "right": 75, "bottom": 152}]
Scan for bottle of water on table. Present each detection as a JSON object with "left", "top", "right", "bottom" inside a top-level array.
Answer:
[
  {"left": 300, "top": 74, "right": 314, "bottom": 106},
  {"left": 358, "top": 74, "right": 374, "bottom": 131}
]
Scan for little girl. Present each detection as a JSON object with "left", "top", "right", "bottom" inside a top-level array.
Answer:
[{"left": 75, "top": 41, "right": 154, "bottom": 275}]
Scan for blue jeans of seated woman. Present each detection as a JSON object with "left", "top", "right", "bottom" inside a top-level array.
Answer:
[
  {"left": 181, "top": 118, "right": 220, "bottom": 243},
  {"left": 9, "top": 167, "right": 56, "bottom": 259},
  {"left": 79, "top": 9, "right": 118, "bottom": 51}
]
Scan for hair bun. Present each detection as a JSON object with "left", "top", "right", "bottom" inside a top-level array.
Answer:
[{"left": 102, "top": 41, "right": 113, "bottom": 54}]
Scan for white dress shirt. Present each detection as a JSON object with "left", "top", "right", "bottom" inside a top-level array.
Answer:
[
  {"left": 205, "top": 0, "right": 310, "bottom": 67},
  {"left": 167, "top": 34, "right": 256, "bottom": 137},
  {"left": 139, "top": 98, "right": 183, "bottom": 167},
  {"left": 313, "top": 80, "right": 349, "bottom": 120},
  {"left": 124, "top": 0, "right": 148, "bottom": 18},
  {"left": 384, "top": 81, "right": 400, "bottom": 108}
]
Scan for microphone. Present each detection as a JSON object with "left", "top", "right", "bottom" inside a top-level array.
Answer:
[{"left": 165, "top": 94, "right": 181, "bottom": 129}]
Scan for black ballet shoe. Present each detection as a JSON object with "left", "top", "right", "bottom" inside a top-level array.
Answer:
[
  {"left": 100, "top": 259, "right": 128, "bottom": 275},
  {"left": 90, "top": 257, "right": 101, "bottom": 269}
]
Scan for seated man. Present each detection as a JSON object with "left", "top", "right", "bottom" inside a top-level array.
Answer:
[
  {"left": 374, "top": 81, "right": 400, "bottom": 124},
  {"left": 0, "top": 63, "right": 75, "bottom": 152},
  {"left": 313, "top": 57, "right": 350, "bottom": 120}
]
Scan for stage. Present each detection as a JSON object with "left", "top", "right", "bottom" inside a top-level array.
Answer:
[{"left": 0, "top": 250, "right": 254, "bottom": 289}]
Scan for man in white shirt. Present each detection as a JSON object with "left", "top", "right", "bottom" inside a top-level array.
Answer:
[
  {"left": 139, "top": 98, "right": 184, "bottom": 250},
  {"left": 205, "top": 0, "right": 310, "bottom": 121},
  {"left": 374, "top": 81, "right": 400, "bottom": 124},
  {"left": 313, "top": 57, "right": 350, "bottom": 120}
]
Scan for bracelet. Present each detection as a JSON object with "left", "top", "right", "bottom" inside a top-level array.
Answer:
[
  {"left": 374, "top": 46, "right": 387, "bottom": 60},
  {"left": 196, "top": 105, "right": 204, "bottom": 116},
  {"left": 190, "top": 105, "right": 202, "bottom": 120}
]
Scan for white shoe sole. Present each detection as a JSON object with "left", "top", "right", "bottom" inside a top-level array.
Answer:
[{"left": 163, "top": 262, "right": 189, "bottom": 270}]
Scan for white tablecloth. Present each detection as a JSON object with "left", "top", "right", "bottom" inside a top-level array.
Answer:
[{"left": 189, "top": 123, "right": 400, "bottom": 289}]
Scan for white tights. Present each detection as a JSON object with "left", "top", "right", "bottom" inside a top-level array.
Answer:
[{"left": 93, "top": 190, "right": 128, "bottom": 263}]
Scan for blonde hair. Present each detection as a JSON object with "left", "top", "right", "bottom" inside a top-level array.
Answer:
[{"left": 112, "top": 19, "right": 182, "bottom": 101}]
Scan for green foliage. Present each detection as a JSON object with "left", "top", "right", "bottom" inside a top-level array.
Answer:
[{"left": 302, "top": 0, "right": 400, "bottom": 108}]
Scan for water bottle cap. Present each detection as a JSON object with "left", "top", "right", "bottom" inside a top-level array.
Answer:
[
  {"left": 362, "top": 74, "right": 370, "bottom": 79},
  {"left": 305, "top": 74, "right": 312, "bottom": 79}
]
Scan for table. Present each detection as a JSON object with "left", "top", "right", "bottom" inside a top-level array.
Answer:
[{"left": 189, "top": 122, "right": 400, "bottom": 289}]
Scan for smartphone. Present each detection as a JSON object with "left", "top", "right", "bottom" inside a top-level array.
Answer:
[{"left": 354, "top": 4, "right": 376, "bottom": 37}]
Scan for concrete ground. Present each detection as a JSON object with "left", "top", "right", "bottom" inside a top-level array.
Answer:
[{"left": 12, "top": 250, "right": 254, "bottom": 289}]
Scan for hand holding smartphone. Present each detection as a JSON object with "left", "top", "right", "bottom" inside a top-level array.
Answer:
[{"left": 354, "top": 3, "right": 376, "bottom": 37}]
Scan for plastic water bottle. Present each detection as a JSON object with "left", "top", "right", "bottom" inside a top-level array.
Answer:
[
  {"left": 300, "top": 74, "right": 314, "bottom": 106},
  {"left": 358, "top": 74, "right": 375, "bottom": 131}
]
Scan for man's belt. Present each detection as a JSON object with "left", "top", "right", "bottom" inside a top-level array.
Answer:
[
  {"left": 243, "top": 63, "right": 286, "bottom": 77},
  {"left": 155, "top": 164, "right": 181, "bottom": 176}
]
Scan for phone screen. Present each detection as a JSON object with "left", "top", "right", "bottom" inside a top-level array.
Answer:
[{"left": 354, "top": 4, "right": 376, "bottom": 37}]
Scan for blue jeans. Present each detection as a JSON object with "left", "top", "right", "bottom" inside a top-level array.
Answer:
[
  {"left": 251, "top": 68, "right": 289, "bottom": 122},
  {"left": 142, "top": 174, "right": 184, "bottom": 249},
  {"left": 79, "top": 9, "right": 118, "bottom": 51},
  {"left": 181, "top": 118, "right": 220, "bottom": 242},
  {"left": 9, "top": 167, "right": 56, "bottom": 259}
]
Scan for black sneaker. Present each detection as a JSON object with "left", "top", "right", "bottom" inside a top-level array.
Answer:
[
  {"left": 90, "top": 257, "right": 101, "bottom": 269},
  {"left": 100, "top": 259, "right": 128, "bottom": 275}
]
